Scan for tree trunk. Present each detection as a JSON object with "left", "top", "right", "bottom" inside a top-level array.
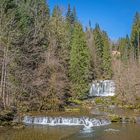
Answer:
[{"left": 0, "top": 45, "right": 8, "bottom": 109}]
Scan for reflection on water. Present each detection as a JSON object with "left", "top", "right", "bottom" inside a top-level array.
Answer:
[{"left": 0, "top": 123, "right": 140, "bottom": 140}]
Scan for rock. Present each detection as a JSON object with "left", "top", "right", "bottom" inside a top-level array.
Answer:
[
  {"left": 108, "top": 113, "right": 139, "bottom": 123},
  {"left": 109, "top": 114, "right": 122, "bottom": 122}
]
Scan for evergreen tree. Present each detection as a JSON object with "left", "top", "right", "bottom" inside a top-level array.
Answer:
[
  {"left": 43, "top": 5, "right": 71, "bottom": 110},
  {"left": 6, "top": 0, "right": 50, "bottom": 111},
  {"left": 71, "top": 7, "right": 77, "bottom": 25},
  {"left": 102, "top": 31, "right": 112, "bottom": 79},
  {"left": 131, "top": 12, "right": 140, "bottom": 60},
  {"left": 93, "top": 24, "right": 104, "bottom": 79},
  {"left": 66, "top": 4, "right": 71, "bottom": 23},
  {"left": 0, "top": 0, "right": 117, "bottom": 112},
  {"left": 92, "top": 24, "right": 112, "bottom": 79},
  {"left": 85, "top": 26, "right": 97, "bottom": 81},
  {"left": 118, "top": 35, "right": 131, "bottom": 62},
  {"left": 66, "top": 4, "right": 77, "bottom": 25},
  {"left": 69, "top": 23, "right": 90, "bottom": 99}
]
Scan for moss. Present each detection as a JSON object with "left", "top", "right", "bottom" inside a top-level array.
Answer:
[
  {"left": 108, "top": 113, "right": 138, "bottom": 123},
  {"left": 65, "top": 108, "right": 80, "bottom": 112},
  {"left": 68, "top": 98, "right": 83, "bottom": 105},
  {"left": 110, "top": 96, "right": 117, "bottom": 105},
  {"left": 109, "top": 114, "right": 122, "bottom": 122},
  {"left": 95, "top": 98, "right": 104, "bottom": 104}
]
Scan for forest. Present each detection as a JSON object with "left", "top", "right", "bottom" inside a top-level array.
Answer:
[{"left": 0, "top": 0, "right": 140, "bottom": 115}]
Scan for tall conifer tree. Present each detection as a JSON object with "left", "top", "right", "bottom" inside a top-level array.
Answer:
[{"left": 69, "top": 23, "right": 90, "bottom": 99}]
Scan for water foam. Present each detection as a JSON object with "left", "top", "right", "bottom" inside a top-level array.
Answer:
[
  {"left": 89, "top": 80, "right": 115, "bottom": 97},
  {"left": 23, "top": 116, "right": 111, "bottom": 128}
]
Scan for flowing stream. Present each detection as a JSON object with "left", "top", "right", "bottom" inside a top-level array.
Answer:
[
  {"left": 23, "top": 116, "right": 110, "bottom": 128},
  {"left": 0, "top": 123, "right": 140, "bottom": 140},
  {"left": 0, "top": 80, "right": 140, "bottom": 140}
]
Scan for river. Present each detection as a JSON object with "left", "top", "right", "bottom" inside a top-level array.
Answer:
[{"left": 0, "top": 122, "right": 140, "bottom": 140}]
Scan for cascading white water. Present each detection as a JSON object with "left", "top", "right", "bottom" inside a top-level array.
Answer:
[
  {"left": 89, "top": 80, "right": 115, "bottom": 97},
  {"left": 23, "top": 116, "right": 111, "bottom": 128}
]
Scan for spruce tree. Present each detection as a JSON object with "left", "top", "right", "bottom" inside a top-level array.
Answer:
[
  {"left": 69, "top": 23, "right": 90, "bottom": 99},
  {"left": 93, "top": 24, "right": 104, "bottom": 79},
  {"left": 102, "top": 31, "right": 112, "bottom": 79},
  {"left": 118, "top": 35, "right": 131, "bottom": 62},
  {"left": 131, "top": 12, "right": 140, "bottom": 60},
  {"left": 66, "top": 4, "right": 71, "bottom": 23},
  {"left": 71, "top": 7, "right": 77, "bottom": 25}
]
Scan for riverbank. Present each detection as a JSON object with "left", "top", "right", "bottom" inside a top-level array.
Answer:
[
  {"left": 89, "top": 96, "right": 140, "bottom": 123},
  {"left": 0, "top": 96, "right": 140, "bottom": 128}
]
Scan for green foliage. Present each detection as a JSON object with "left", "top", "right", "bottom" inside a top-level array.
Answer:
[
  {"left": 68, "top": 98, "right": 83, "bottom": 105},
  {"left": 0, "top": 1, "right": 115, "bottom": 112},
  {"left": 92, "top": 24, "right": 112, "bottom": 79},
  {"left": 131, "top": 12, "right": 140, "bottom": 60},
  {"left": 66, "top": 4, "right": 77, "bottom": 25},
  {"left": 102, "top": 31, "right": 112, "bottom": 79},
  {"left": 69, "top": 23, "right": 90, "bottom": 99},
  {"left": 92, "top": 24, "right": 104, "bottom": 79},
  {"left": 118, "top": 35, "right": 131, "bottom": 61},
  {"left": 95, "top": 98, "right": 104, "bottom": 104}
]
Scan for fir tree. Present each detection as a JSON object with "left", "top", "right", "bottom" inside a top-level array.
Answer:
[
  {"left": 93, "top": 24, "right": 104, "bottom": 79},
  {"left": 131, "top": 12, "right": 140, "bottom": 60},
  {"left": 66, "top": 4, "right": 71, "bottom": 23},
  {"left": 69, "top": 23, "right": 90, "bottom": 99},
  {"left": 118, "top": 35, "right": 131, "bottom": 62},
  {"left": 102, "top": 31, "right": 112, "bottom": 79}
]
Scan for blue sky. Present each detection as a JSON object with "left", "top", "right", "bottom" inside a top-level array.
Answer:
[{"left": 48, "top": 0, "right": 140, "bottom": 40}]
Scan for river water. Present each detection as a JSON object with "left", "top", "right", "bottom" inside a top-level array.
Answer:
[{"left": 0, "top": 123, "right": 140, "bottom": 140}]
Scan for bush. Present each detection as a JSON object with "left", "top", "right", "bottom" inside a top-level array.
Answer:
[{"left": 113, "top": 60, "right": 140, "bottom": 105}]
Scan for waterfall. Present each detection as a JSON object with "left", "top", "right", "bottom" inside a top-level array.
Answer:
[
  {"left": 89, "top": 80, "right": 115, "bottom": 97},
  {"left": 23, "top": 116, "right": 110, "bottom": 128}
]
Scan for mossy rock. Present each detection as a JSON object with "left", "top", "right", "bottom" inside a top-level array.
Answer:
[
  {"left": 109, "top": 114, "right": 122, "bottom": 122},
  {"left": 95, "top": 98, "right": 105, "bottom": 104}
]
